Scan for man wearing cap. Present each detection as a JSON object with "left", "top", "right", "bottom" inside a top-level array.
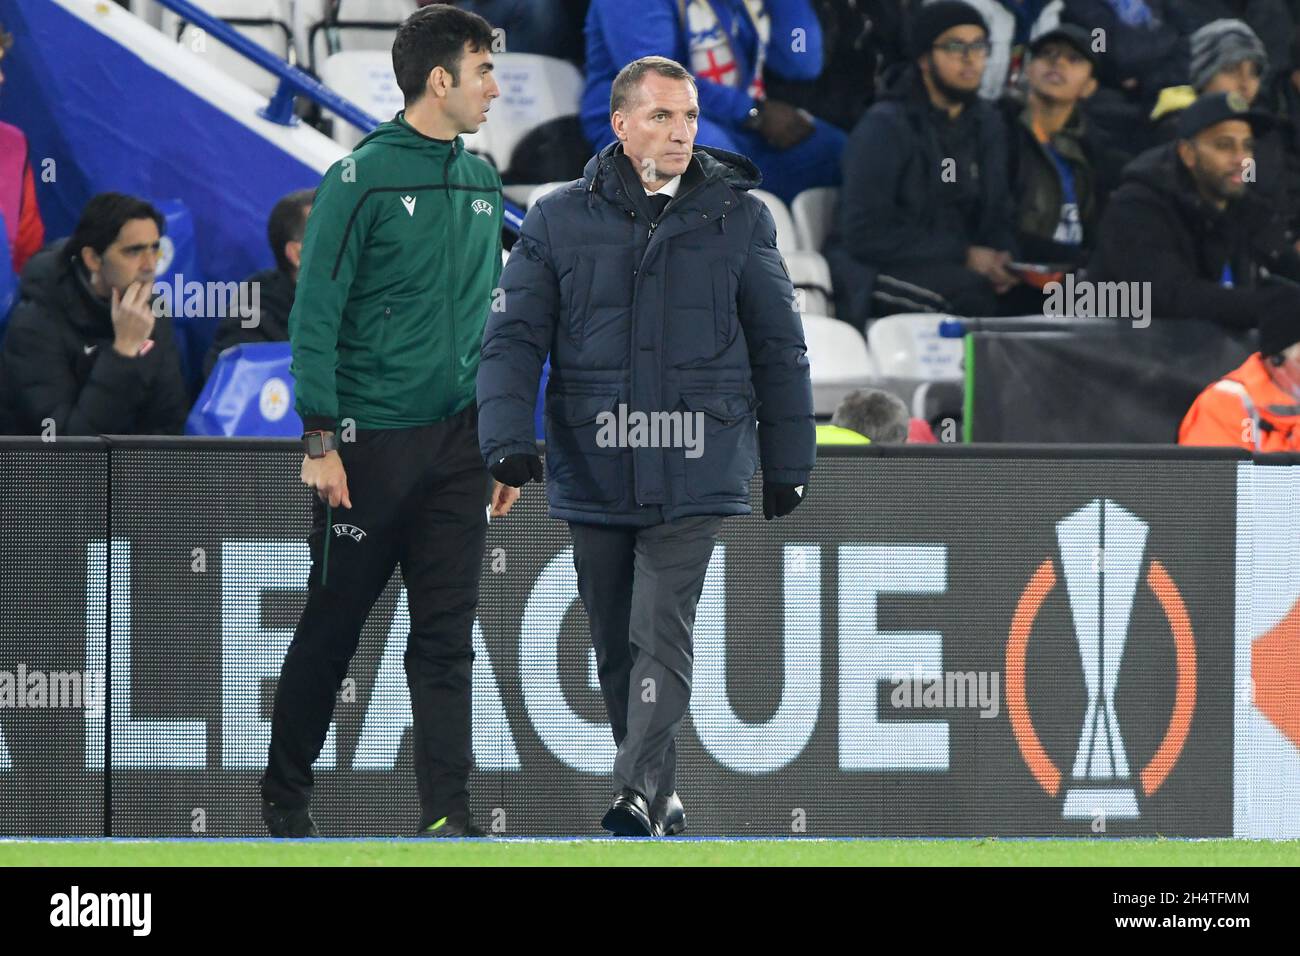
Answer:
[
  {"left": 826, "top": 0, "right": 1019, "bottom": 326},
  {"left": 1149, "top": 20, "right": 1293, "bottom": 227},
  {"left": 1088, "top": 91, "right": 1300, "bottom": 328},
  {"left": 1001, "top": 24, "right": 1111, "bottom": 272},
  {"left": 1180, "top": 311, "right": 1300, "bottom": 450}
]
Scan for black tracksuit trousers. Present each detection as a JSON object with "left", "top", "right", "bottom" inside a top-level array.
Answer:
[{"left": 261, "top": 403, "right": 490, "bottom": 829}]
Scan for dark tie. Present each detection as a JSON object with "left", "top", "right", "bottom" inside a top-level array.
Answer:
[{"left": 647, "top": 192, "right": 670, "bottom": 221}]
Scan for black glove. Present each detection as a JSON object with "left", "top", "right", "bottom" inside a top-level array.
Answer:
[
  {"left": 490, "top": 454, "right": 543, "bottom": 488},
  {"left": 763, "top": 481, "right": 806, "bottom": 520}
]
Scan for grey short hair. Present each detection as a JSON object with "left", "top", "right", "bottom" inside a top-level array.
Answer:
[
  {"left": 610, "top": 55, "right": 698, "bottom": 116},
  {"left": 831, "top": 389, "right": 911, "bottom": 444}
]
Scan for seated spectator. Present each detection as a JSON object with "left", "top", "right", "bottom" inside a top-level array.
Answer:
[
  {"left": 0, "top": 21, "right": 45, "bottom": 274},
  {"left": 1151, "top": 19, "right": 1267, "bottom": 131},
  {"left": 764, "top": 0, "right": 910, "bottom": 131},
  {"left": 1180, "top": 0, "right": 1294, "bottom": 80},
  {"left": 0, "top": 193, "right": 187, "bottom": 436},
  {"left": 826, "top": 1, "right": 1019, "bottom": 328},
  {"left": 817, "top": 387, "right": 939, "bottom": 443},
  {"left": 1179, "top": 312, "right": 1300, "bottom": 449},
  {"left": 1149, "top": 19, "right": 1294, "bottom": 230},
  {"left": 952, "top": 0, "right": 1065, "bottom": 101},
  {"left": 202, "top": 189, "right": 312, "bottom": 380},
  {"left": 580, "top": 0, "right": 847, "bottom": 205},
  {"left": 1001, "top": 24, "right": 1104, "bottom": 272},
  {"left": 1088, "top": 93, "right": 1300, "bottom": 328},
  {"left": 819, "top": 388, "right": 907, "bottom": 443}
]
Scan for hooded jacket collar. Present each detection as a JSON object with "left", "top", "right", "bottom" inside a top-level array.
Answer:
[
  {"left": 357, "top": 110, "right": 462, "bottom": 157},
  {"left": 1120, "top": 141, "right": 1265, "bottom": 232},
  {"left": 582, "top": 140, "right": 761, "bottom": 222},
  {"left": 19, "top": 243, "right": 115, "bottom": 338}
]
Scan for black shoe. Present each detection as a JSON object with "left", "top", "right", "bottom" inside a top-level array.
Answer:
[
  {"left": 262, "top": 798, "right": 318, "bottom": 838},
  {"left": 650, "top": 791, "right": 686, "bottom": 837},
  {"left": 416, "top": 815, "right": 488, "bottom": 838},
  {"left": 601, "top": 787, "right": 654, "bottom": 836}
]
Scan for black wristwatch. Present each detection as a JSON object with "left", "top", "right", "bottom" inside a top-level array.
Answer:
[{"left": 302, "top": 429, "right": 339, "bottom": 459}]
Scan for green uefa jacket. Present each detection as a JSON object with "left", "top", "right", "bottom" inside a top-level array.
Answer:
[{"left": 289, "top": 111, "right": 504, "bottom": 432}]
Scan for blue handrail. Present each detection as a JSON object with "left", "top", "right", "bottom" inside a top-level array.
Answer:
[{"left": 151, "top": 0, "right": 525, "bottom": 233}]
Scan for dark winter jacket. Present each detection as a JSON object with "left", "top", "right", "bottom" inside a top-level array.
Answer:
[
  {"left": 0, "top": 243, "right": 189, "bottom": 436},
  {"left": 1001, "top": 97, "right": 1123, "bottom": 264},
  {"left": 202, "top": 267, "right": 296, "bottom": 381},
  {"left": 477, "top": 142, "right": 816, "bottom": 526},
  {"left": 1087, "top": 141, "right": 1300, "bottom": 326},
  {"left": 824, "top": 66, "right": 1016, "bottom": 326}
]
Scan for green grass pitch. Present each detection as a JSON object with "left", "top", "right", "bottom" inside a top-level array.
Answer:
[{"left": 2, "top": 838, "right": 1298, "bottom": 867}]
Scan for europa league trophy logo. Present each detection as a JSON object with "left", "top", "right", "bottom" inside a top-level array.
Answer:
[{"left": 1056, "top": 499, "right": 1145, "bottom": 821}]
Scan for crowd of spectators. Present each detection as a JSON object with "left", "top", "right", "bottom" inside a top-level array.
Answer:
[{"left": 6, "top": 0, "right": 1300, "bottom": 445}]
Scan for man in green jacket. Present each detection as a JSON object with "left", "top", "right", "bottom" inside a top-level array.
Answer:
[{"left": 261, "top": 4, "right": 511, "bottom": 838}]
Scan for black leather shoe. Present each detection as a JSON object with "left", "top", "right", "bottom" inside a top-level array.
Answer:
[
  {"left": 650, "top": 791, "right": 686, "bottom": 837},
  {"left": 262, "top": 798, "right": 318, "bottom": 838},
  {"left": 416, "top": 815, "right": 488, "bottom": 838},
  {"left": 601, "top": 787, "right": 654, "bottom": 836}
]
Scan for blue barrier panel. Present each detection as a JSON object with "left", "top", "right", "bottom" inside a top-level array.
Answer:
[{"left": 185, "top": 341, "right": 301, "bottom": 436}]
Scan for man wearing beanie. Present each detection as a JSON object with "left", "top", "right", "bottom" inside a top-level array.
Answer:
[
  {"left": 1180, "top": 0, "right": 1294, "bottom": 78},
  {"left": 826, "top": 0, "right": 1019, "bottom": 327},
  {"left": 1180, "top": 310, "right": 1300, "bottom": 450},
  {"left": 1090, "top": 91, "right": 1300, "bottom": 328}
]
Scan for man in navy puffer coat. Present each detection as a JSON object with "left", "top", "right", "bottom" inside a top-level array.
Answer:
[{"left": 477, "top": 56, "right": 814, "bottom": 836}]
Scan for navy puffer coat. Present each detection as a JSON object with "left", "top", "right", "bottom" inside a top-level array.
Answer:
[{"left": 478, "top": 141, "right": 815, "bottom": 525}]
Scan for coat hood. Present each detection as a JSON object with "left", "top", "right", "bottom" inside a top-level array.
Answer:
[
  {"left": 1119, "top": 141, "right": 1272, "bottom": 228},
  {"left": 582, "top": 140, "right": 762, "bottom": 196},
  {"left": 17, "top": 243, "right": 71, "bottom": 305},
  {"left": 18, "top": 241, "right": 114, "bottom": 329},
  {"left": 355, "top": 111, "right": 463, "bottom": 154},
  {"left": 1118, "top": 141, "right": 1225, "bottom": 225}
]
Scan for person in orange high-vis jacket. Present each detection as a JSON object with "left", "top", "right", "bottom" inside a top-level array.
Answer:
[{"left": 1180, "top": 312, "right": 1300, "bottom": 451}]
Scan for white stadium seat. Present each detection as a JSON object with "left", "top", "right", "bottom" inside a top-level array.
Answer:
[
  {"left": 800, "top": 314, "right": 879, "bottom": 417},
  {"left": 318, "top": 50, "right": 405, "bottom": 148},
  {"left": 171, "top": 1, "right": 294, "bottom": 99},
  {"left": 527, "top": 182, "right": 570, "bottom": 207},
  {"left": 468, "top": 53, "right": 584, "bottom": 173},
  {"left": 791, "top": 186, "right": 838, "bottom": 253},
  {"left": 866, "top": 314, "right": 965, "bottom": 381},
  {"left": 784, "top": 250, "right": 835, "bottom": 318},
  {"left": 750, "top": 189, "right": 798, "bottom": 257},
  {"left": 309, "top": 0, "right": 415, "bottom": 73}
]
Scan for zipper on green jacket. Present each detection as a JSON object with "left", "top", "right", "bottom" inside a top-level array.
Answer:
[{"left": 445, "top": 145, "right": 459, "bottom": 399}]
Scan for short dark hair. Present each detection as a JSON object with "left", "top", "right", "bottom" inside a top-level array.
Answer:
[
  {"left": 610, "top": 56, "right": 697, "bottom": 116},
  {"left": 268, "top": 189, "right": 313, "bottom": 274},
  {"left": 831, "top": 388, "right": 910, "bottom": 444},
  {"left": 68, "top": 193, "right": 165, "bottom": 260},
  {"left": 392, "top": 4, "right": 495, "bottom": 104}
]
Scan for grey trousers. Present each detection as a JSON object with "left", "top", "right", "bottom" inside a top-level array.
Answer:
[{"left": 569, "top": 515, "right": 723, "bottom": 806}]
